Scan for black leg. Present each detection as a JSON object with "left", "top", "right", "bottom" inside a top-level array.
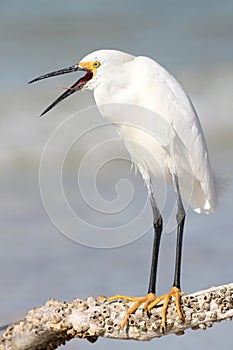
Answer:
[
  {"left": 147, "top": 179, "right": 163, "bottom": 294},
  {"left": 172, "top": 174, "right": 186, "bottom": 290}
]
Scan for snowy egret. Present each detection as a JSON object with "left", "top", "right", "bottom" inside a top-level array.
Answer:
[{"left": 29, "top": 49, "right": 217, "bottom": 329}]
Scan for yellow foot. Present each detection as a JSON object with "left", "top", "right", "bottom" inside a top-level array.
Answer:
[
  {"left": 108, "top": 287, "right": 183, "bottom": 330},
  {"left": 147, "top": 286, "right": 183, "bottom": 329},
  {"left": 108, "top": 293, "right": 156, "bottom": 328}
]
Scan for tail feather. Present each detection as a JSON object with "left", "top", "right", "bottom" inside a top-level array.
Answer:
[{"left": 190, "top": 173, "right": 226, "bottom": 214}]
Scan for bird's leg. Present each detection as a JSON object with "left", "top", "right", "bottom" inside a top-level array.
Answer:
[
  {"left": 172, "top": 174, "right": 185, "bottom": 292},
  {"left": 147, "top": 178, "right": 163, "bottom": 295},
  {"left": 171, "top": 174, "right": 185, "bottom": 321},
  {"left": 108, "top": 176, "right": 163, "bottom": 328},
  {"left": 147, "top": 174, "right": 185, "bottom": 329},
  {"left": 108, "top": 174, "right": 185, "bottom": 330}
]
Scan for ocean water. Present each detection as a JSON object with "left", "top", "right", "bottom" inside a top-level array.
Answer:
[{"left": 0, "top": 1, "right": 233, "bottom": 349}]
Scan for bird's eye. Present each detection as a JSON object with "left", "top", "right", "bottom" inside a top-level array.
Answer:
[{"left": 93, "top": 61, "right": 101, "bottom": 68}]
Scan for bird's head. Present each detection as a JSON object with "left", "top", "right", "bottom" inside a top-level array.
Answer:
[{"left": 29, "top": 49, "right": 134, "bottom": 116}]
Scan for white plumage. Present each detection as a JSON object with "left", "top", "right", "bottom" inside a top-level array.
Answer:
[{"left": 81, "top": 50, "right": 217, "bottom": 213}]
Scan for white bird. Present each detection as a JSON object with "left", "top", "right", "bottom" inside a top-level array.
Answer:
[{"left": 29, "top": 49, "right": 218, "bottom": 329}]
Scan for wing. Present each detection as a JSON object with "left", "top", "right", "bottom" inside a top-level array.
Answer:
[{"left": 132, "top": 56, "right": 217, "bottom": 212}]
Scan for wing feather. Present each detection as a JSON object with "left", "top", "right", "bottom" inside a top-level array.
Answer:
[{"left": 133, "top": 56, "right": 217, "bottom": 212}]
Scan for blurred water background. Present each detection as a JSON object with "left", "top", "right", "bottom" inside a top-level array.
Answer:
[{"left": 0, "top": 0, "right": 233, "bottom": 348}]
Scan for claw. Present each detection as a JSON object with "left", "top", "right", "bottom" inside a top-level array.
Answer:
[
  {"left": 148, "top": 286, "right": 183, "bottom": 329},
  {"left": 108, "top": 287, "right": 183, "bottom": 330},
  {"left": 108, "top": 293, "right": 156, "bottom": 328}
]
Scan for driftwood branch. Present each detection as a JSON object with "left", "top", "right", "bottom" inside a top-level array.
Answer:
[{"left": 1, "top": 283, "right": 233, "bottom": 350}]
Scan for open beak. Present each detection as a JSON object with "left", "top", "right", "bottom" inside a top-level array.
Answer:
[{"left": 29, "top": 64, "right": 93, "bottom": 116}]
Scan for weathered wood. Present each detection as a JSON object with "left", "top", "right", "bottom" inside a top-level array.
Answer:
[{"left": 1, "top": 283, "right": 233, "bottom": 350}]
